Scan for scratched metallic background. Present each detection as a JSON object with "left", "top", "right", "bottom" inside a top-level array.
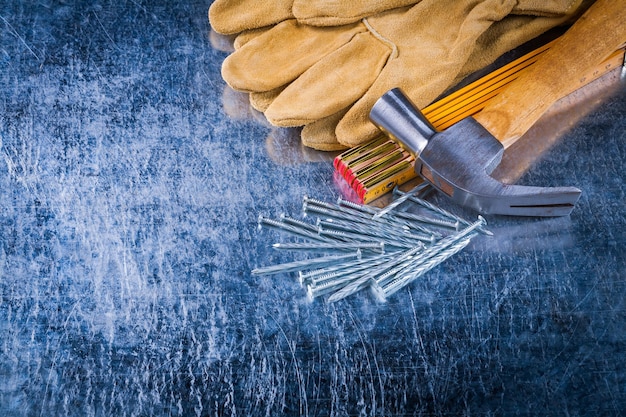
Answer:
[{"left": 1, "top": 1, "right": 625, "bottom": 416}]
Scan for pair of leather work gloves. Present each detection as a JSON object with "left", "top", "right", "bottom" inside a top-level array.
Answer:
[{"left": 209, "top": 0, "right": 588, "bottom": 151}]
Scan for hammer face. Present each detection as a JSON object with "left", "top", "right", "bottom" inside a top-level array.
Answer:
[{"left": 417, "top": 118, "right": 581, "bottom": 216}]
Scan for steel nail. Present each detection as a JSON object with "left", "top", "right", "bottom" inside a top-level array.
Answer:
[
  {"left": 309, "top": 253, "right": 396, "bottom": 287},
  {"left": 306, "top": 252, "right": 401, "bottom": 299},
  {"left": 373, "top": 182, "right": 430, "bottom": 219},
  {"left": 374, "top": 235, "right": 474, "bottom": 301},
  {"left": 302, "top": 202, "right": 363, "bottom": 223},
  {"left": 318, "top": 228, "right": 418, "bottom": 250},
  {"left": 307, "top": 280, "right": 348, "bottom": 300},
  {"left": 336, "top": 197, "right": 380, "bottom": 215},
  {"left": 308, "top": 270, "right": 366, "bottom": 297},
  {"left": 373, "top": 216, "right": 486, "bottom": 299},
  {"left": 336, "top": 197, "right": 444, "bottom": 238},
  {"left": 252, "top": 251, "right": 362, "bottom": 276},
  {"left": 279, "top": 213, "right": 320, "bottom": 234},
  {"left": 273, "top": 241, "right": 385, "bottom": 253},
  {"left": 320, "top": 212, "right": 436, "bottom": 241},
  {"left": 324, "top": 244, "right": 425, "bottom": 302},
  {"left": 388, "top": 210, "right": 460, "bottom": 231},
  {"left": 317, "top": 218, "right": 429, "bottom": 247},
  {"left": 393, "top": 188, "right": 493, "bottom": 235},
  {"left": 258, "top": 215, "right": 330, "bottom": 242},
  {"left": 298, "top": 252, "right": 396, "bottom": 285}
]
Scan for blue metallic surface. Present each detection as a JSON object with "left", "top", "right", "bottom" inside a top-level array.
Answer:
[{"left": 1, "top": 1, "right": 625, "bottom": 416}]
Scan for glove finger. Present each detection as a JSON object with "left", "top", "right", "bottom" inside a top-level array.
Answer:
[
  {"left": 211, "top": 0, "right": 425, "bottom": 34},
  {"left": 301, "top": 110, "right": 349, "bottom": 151},
  {"left": 264, "top": 32, "right": 390, "bottom": 126},
  {"left": 293, "top": 0, "right": 421, "bottom": 26},
  {"left": 513, "top": 0, "right": 585, "bottom": 17},
  {"left": 222, "top": 20, "right": 366, "bottom": 93},
  {"left": 209, "top": 0, "right": 294, "bottom": 35},
  {"left": 233, "top": 27, "right": 272, "bottom": 50},
  {"left": 250, "top": 83, "right": 347, "bottom": 152},
  {"left": 250, "top": 87, "right": 285, "bottom": 112}
]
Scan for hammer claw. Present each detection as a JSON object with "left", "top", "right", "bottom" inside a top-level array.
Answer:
[
  {"left": 472, "top": 185, "right": 581, "bottom": 217},
  {"left": 505, "top": 205, "right": 576, "bottom": 217}
]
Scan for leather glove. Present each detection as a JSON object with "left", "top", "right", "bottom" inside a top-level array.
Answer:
[
  {"left": 209, "top": 0, "right": 420, "bottom": 35},
  {"left": 222, "top": 0, "right": 584, "bottom": 148},
  {"left": 239, "top": 12, "right": 586, "bottom": 152}
]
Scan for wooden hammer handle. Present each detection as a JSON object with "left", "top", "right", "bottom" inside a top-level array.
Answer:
[{"left": 474, "top": 0, "right": 626, "bottom": 148}]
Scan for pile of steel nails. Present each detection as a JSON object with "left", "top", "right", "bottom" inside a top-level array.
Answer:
[{"left": 253, "top": 184, "right": 492, "bottom": 302}]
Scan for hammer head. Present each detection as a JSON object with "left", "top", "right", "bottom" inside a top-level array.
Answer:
[{"left": 370, "top": 88, "right": 581, "bottom": 216}]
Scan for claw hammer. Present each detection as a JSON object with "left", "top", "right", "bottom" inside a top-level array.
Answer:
[{"left": 370, "top": 0, "right": 626, "bottom": 216}]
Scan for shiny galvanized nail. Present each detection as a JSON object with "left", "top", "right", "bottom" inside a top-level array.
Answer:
[
  {"left": 317, "top": 218, "right": 430, "bottom": 247},
  {"left": 298, "top": 252, "right": 395, "bottom": 285},
  {"left": 305, "top": 243, "right": 422, "bottom": 299},
  {"left": 338, "top": 197, "right": 450, "bottom": 230},
  {"left": 325, "top": 244, "right": 425, "bottom": 302},
  {"left": 308, "top": 252, "right": 396, "bottom": 287},
  {"left": 337, "top": 197, "right": 443, "bottom": 238},
  {"left": 307, "top": 279, "right": 349, "bottom": 300},
  {"left": 388, "top": 210, "right": 460, "bottom": 231},
  {"left": 327, "top": 256, "right": 416, "bottom": 302},
  {"left": 323, "top": 217, "right": 436, "bottom": 245},
  {"left": 339, "top": 197, "right": 457, "bottom": 232},
  {"left": 258, "top": 215, "right": 330, "bottom": 242},
  {"left": 393, "top": 188, "right": 493, "bottom": 235},
  {"left": 318, "top": 228, "right": 417, "bottom": 250},
  {"left": 336, "top": 197, "right": 382, "bottom": 214},
  {"left": 303, "top": 196, "right": 373, "bottom": 222},
  {"left": 302, "top": 202, "right": 363, "bottom": 223},
  {"left": 273, "top": 241, "right": 385, "bottom": 253},
  {"left": 306, "top": 249, "right": 409, "bottom": 299},
  {"left": 279, "top": 213, "right": 320, "bottom": 234},
  {"left": 303, "top": 195, "right": 342, "bottom": 212},
  {"left": 325, "top": 275, "right": 372, "bottom": 303},
  {"left": 372, "top": 182, "right": 430, "bottom": 219},
  {"left": 372, "top": 217, "right": 483, "bottom": 290},
  {"left": 366, "top": 244, "right": 424, "bottom": 278},
  {"left": 252, "top": 251, "right": 361, "bottom": 276},
  {"left": 308, "top": 269, "right": 362, "bottom": 291},
  {"left": 413, "top": 215, "right": 485, "bottom": 261},
  {"left": 305, "top": 260, "right": 392, "bottom": 299},
  {"left": 329, "top": 222, "right": 481, "bottom": 302},
  {"left": 373, "top": 216, "right": 487, "bottom": 299},
  {"left": 373, "top": 236, "right": 474, "bottom": 301},
  {"left": 303, "top": 198, "right": 396, "bottom": 232}
]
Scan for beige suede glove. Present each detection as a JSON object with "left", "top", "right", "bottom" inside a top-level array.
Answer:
[
  {"left": 228, "top": 14, "right": 572, "bottom": 152},
  {"left": 209, "top": 0, "right": 421, "bottom": 35},
  {"left": 222, "top": 0, "right": 584, "bottom": 148}
]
